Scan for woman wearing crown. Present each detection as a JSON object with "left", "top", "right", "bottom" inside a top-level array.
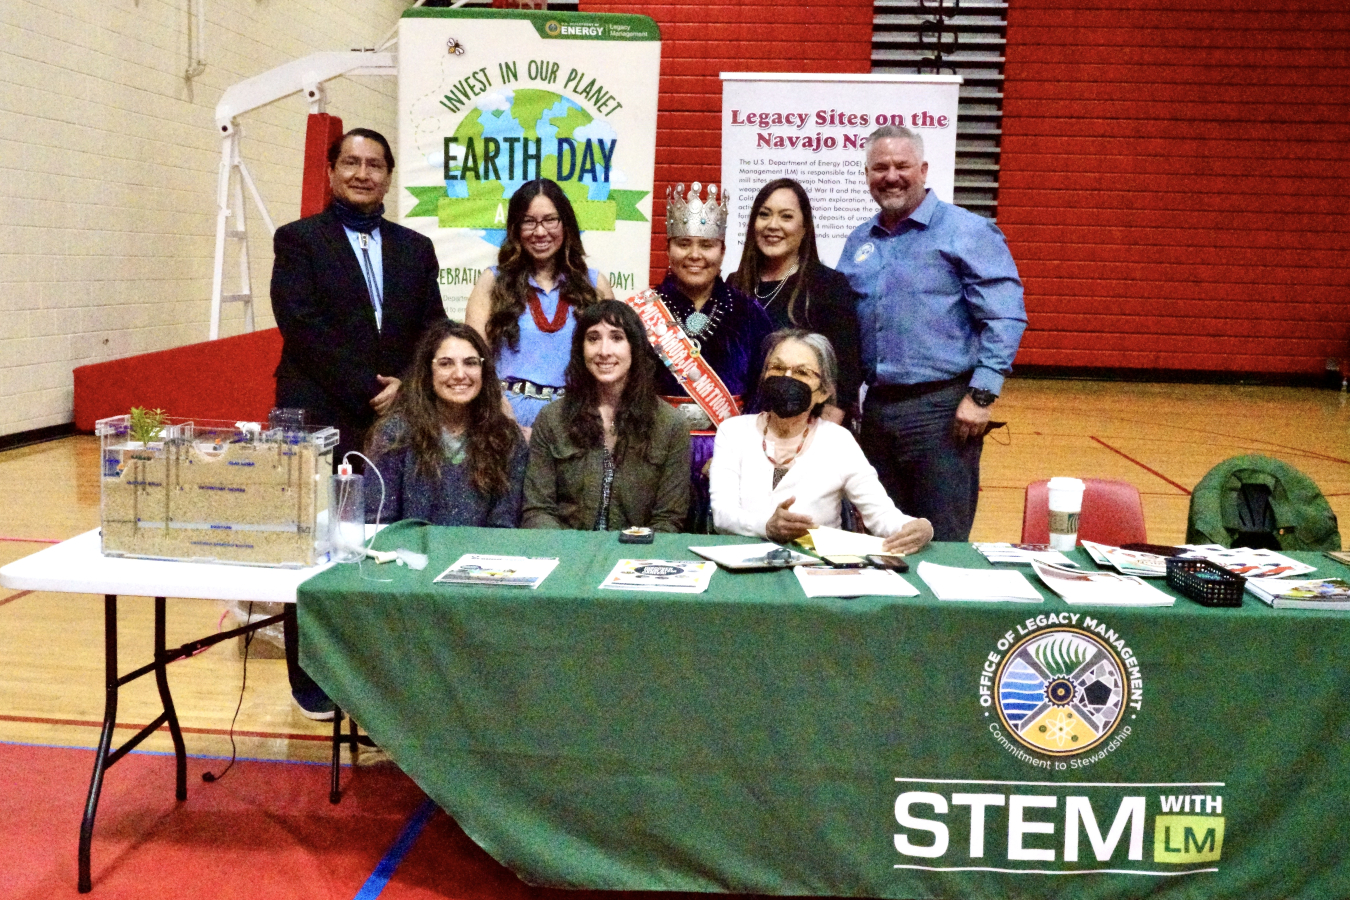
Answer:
[{"left": 637, "top": 181, "right": 774, "bottom": 532}]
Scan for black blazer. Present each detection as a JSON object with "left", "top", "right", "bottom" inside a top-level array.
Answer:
[{"left": 270, "top": 207, "right": 448, "bottom": 429}]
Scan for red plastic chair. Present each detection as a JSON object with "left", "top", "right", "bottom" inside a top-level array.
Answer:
[{"left": 1021, "top": 479, "right": 1147, "bottom": 546}]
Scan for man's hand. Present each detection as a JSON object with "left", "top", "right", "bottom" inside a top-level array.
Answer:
[
  {"left": 766, "top": 496, "right": 816, "bottom": 543},
  {"left": 952, "top": 394, "right": 992, "bottom": 442},
  {"left": 881, "top": 518, "right": 934, "bottom": 555},
  {"left": 370, "top": 375, "right": 401, "bottom": 415}
]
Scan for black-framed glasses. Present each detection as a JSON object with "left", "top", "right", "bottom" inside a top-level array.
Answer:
[{"left": 520, "top": 215, "right": 562, "bottom": 233}]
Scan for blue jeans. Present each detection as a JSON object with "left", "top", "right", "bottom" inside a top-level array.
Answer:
[{"left": 860, "top": 382, "right": 982, "bottom": 541}]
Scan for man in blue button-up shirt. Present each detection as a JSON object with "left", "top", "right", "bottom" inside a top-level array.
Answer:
[{"left": 837, "top": 125, "right": 1026, "bottom": 540}]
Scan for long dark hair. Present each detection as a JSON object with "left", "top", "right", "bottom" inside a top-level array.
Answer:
[
  {"left": 559, "top": 301, "right": 660, "bottom": 460},
  {"left": 368, "top": 321, "right": 520, "bottom": 497},
  {"left": 728, "top": 178, "right": 822, "bottom": 326},
  {"left": 486, "top": 179, "right": 600, "bottom": 354}
]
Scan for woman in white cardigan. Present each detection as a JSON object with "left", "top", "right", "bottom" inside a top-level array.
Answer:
[{"left": 709, "top": 330, "right": 934, "bottom": 553}]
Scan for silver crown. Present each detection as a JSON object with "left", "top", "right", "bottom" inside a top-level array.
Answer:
[{"left": 665, "top": 181, "right": 728, "bottom": 240}]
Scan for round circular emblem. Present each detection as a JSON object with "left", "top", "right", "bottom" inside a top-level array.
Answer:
[
  {"left": 545, "top": 20, "right": 561, "bottom": 36},
  {"left": 994, "top": 627, "right": 1126, "bottom": 756},
  {"left": 853, "top": 242, "right": 875, "bottom": 264}
]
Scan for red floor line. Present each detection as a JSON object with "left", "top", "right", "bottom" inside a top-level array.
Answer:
[
  {"left": 0, "top": 590, "right": 32, "bottom": 607},
  {"left": 1089, "top": 436, "right": 1193, "bottom": 496},
  {"left": 0, "top": 536, "right": 61, "bottom": 544},
  {"left": 0, "top": 713, "right": 330, "bottom": 743}
]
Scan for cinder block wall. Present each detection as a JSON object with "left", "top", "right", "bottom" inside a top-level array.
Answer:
[{"left": 0, "top": 0, "right": 404, "bottom": 437}]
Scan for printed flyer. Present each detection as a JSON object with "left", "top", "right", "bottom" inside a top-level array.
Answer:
[
  {"left": 398, "top": 9, "right": 661, "bottom": 317},
  {"left": 720, "top": 73, "right": 960, "bottom": 270}
]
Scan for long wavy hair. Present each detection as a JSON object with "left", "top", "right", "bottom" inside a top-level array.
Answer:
[
  {"left": 728, "top": 178, "right": 823, "bottom": 326},
  {"left": 368, "top": 321, "right": 521, "bottom": 497},
  {"left": 486, "top": 179, "right": 600, "bottom": 354},
  {"left": 559, "top": 301, "right": 660, "bottom": 460}
]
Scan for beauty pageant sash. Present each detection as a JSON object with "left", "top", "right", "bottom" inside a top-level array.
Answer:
[{"left": 621, "top": 289, "right": 739, "bottom": 427}]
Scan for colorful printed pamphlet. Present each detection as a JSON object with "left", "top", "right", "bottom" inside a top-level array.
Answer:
[
  {"left": 433, "top": 554, "right": 559, "bottom": 589},
  {"left": 1080, "top": 540, "right": 1168, "bottom": 577},
  {"left": 1245, "top": 577, "right": 1350, "bottom": 610},
  {"left": 599, "top": 559, "right": 716, "bottom": 594}
]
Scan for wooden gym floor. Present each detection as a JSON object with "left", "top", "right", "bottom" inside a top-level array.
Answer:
[{"left": 1, "top": 379, "right": 1347, "bottom": 764}]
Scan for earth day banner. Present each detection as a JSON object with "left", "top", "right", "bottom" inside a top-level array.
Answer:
[
  {"left": 720, "top": 73, "right": 961, "bottom": 272},
  {"left": 397, "top": 9, "right": 660, "bottom": 318}
]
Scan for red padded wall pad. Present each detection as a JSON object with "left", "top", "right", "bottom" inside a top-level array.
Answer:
[
  {"left": 301, "top": 113, "right": 344, "bottom": 219},
  {"left": 73, "top": 329, "right": 283, "bottom": 432}
]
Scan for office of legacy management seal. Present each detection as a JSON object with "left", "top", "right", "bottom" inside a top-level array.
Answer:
[{"left": 994, "top": 625, "right": 1132, "bottom": 756}]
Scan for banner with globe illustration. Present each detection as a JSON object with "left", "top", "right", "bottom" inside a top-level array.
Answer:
[{"left": 398, "top": 9, "right": 660, "bottom": 318}]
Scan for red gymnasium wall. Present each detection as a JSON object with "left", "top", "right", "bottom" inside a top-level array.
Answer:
[
  {"left": 580, "top": 1, "right": 875, "bottom": 285},
  {"left": 997, "top": 0, "right": 1350, "bottom": 375}
]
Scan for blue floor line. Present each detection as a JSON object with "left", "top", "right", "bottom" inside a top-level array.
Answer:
[
  {"left": 353, "top": 796, "right": 438, "bottom": 900},
  {"left": 0, "top": 737, "right": 339, "bottom": 767}
]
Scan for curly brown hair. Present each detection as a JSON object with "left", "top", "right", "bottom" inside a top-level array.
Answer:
[
  {"left": 486, "top": 179, "right": 600, "bottom": 355},
  {"left": 368, "top": 321, "right": 521, "bottom": 497}
]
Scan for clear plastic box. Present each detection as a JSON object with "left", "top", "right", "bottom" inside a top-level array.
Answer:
[{"left": 96, "top": 415, "right": 338, "bottom": 567}]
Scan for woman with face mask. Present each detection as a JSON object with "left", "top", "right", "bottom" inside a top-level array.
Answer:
[
  {"left": 523, "top": 301, "right": 691, "bottom": 532},
  {"left": 709, "top": 329, "right": 934, "bottom": 552}
]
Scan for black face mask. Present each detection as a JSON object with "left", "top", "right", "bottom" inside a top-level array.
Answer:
[{"left": 759, "top": 375, "right": 814, "bottom": 418}]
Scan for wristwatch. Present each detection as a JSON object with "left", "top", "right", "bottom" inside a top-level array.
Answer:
[{"left": 967, "top": 388, "right": 998, "bottom": 408}]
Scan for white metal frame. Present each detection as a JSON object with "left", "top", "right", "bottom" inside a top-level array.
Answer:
[{"left": 208, "top": 51, "right": 397, "bottom": 339}]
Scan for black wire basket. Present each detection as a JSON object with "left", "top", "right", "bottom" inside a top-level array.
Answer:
[{"left": 1166, "top": 558, "right": 1246, "bottom": 608}]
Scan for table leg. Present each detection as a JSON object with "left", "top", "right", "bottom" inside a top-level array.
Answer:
[
  {"left": 153, "top": 597, "right": 188, "bottom": 801},
  {"left": 78, "top": 595, "right": 119, "bottom": 893},
  {"left": 330, "top": 707, "right": 344, "bottom": 804}
]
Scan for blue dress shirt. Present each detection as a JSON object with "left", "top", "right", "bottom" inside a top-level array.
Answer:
[
  {"left": 837, "top": 189, "right": 1026, "bottom": 395},
  {"left": 342, "top": 225, "right": 384, "bottom": 329}
]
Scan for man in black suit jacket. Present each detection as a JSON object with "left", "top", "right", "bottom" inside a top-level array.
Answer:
[
  {"left": 271, "top": 127, "right": 448, "bottom": 719},
  {"left": 271, "top": 127, "right": 448, "bottom": 469}
]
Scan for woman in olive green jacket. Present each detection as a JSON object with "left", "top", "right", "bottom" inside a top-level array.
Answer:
[{"left": 523, "top": 300, "right": 691, "bottom": 532}]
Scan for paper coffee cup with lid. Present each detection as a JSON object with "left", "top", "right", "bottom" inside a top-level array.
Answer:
[{"left": 1046, "top": 477, "right": 1085, "bottom": 551}]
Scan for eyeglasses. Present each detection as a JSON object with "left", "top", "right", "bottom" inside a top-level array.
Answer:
[
  {"left": 765, "top": 363, "right": 821, "bottom": 383},
  {"left": 335, "top": 156, "right": 389, "bottom": 176},
  {"left": 520, "top": 215, "right": 562, "bottom": 233},
  {"left": 432, "top": 356, "right": 484, "bottom": 373}
]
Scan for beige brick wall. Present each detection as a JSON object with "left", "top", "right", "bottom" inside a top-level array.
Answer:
[{"left": 0, "top": 0, "right": 407, "bottom": 437}]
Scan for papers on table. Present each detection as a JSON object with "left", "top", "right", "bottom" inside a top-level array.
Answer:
[
  {"left": 973, "top": 542, "right": 1077, "bottom": 567},
  {"left": 599, "top": 559, "right": 716, "bottom": 593},
  {"left": 433, "top": 554, "right": 559, "bottom": 589},
  {"left": 1245, "top": 577, "right": 1350, "bottom": 610},
  {"left": 805, "top": 526, "right": 889, "bottom": 558},
  {"left": 916, "top": 561, "right": 1043, "bottom": 603},
  {"left": 1080, "top": 540, "right": 1168, "bottom": 577},
  {"left": 1031, "top": 560, "right": 1175, "bottom": 607},
  {"left": 793, "top": 565, "right": 918, "bottom": 599},
  {"left": 1181, "top": 546, "right": 1316, "bottom": 579},
  {"left": 689, "top": 543, "right": 818, "bottom": 570}
]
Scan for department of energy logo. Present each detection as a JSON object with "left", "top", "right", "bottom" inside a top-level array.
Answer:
[
  {"left": 545, "top": 20, "right": 561, "bottom": 36},
  {"left": 990, "top": 622, "right": 1136, "bottom": 759}
]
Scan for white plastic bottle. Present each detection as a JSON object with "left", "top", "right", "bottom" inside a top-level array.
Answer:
[{"left": 329, "top": 463, "right": 365, "bottom": 562}]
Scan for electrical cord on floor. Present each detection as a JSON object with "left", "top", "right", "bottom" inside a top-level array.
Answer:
[{"left": 202, "top": 601, "right": 253, "bottom": 783}]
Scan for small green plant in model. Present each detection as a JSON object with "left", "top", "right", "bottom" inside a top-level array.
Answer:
[{"left": 128, "top": 407, "right": 168, "bottom": 447}]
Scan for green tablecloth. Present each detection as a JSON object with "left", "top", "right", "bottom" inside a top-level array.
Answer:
[{"left": 299, "top": 528, "right": 1350, "bottom": 899}]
